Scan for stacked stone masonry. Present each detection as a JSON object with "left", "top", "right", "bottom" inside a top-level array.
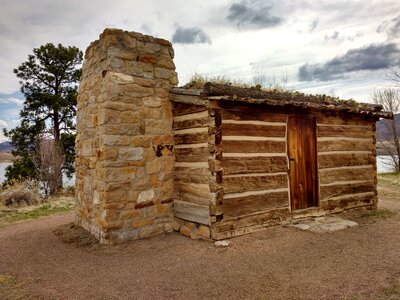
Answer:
[{"left": 76, "top": 29, "right": 178, "bottom": 244}]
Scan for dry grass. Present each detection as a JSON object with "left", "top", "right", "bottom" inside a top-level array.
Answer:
[
  {"left": 183, "top": 73, "right": 252, "bottom": 89},
  {"left": 378, "top": 173, "right": 400, "bottom": 202},
  {"left": 53, "top": 223, "right": 100, "bottom": 249},
  {"left": 0, "top": 181, "right": 42, "bottom": 208},
  {"left": 0, "top": 194, "right": 74, "bottom": 227},
  {"left": 0, "top": 275, "right": 42, "bottom": 300},
  {"left": 0, "top": 152, "right": 15, "bottom": 163}
]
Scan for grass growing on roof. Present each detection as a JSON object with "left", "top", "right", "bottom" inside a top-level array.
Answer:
[
  {"left": 182, "top": 73, "right": 252, "bottom": 89},
  {"left": 181, "top": 73, "right": 369, "bottom": 109}
]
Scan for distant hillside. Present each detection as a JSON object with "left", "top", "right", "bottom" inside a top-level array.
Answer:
[
  {"left": 0, "top": 141, "right": 13, "bottom": 152},
  {"left": 376, "top": 114, "right": 400, "bottom": 141}
]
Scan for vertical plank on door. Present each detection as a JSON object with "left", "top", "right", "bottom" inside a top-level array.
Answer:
[{"left": 288, "top": 116, "right": 318, "bottom": 210}]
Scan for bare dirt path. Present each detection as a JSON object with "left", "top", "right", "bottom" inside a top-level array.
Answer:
[{"left": 1, "top": 200, "right": 400, "bottom": 300}]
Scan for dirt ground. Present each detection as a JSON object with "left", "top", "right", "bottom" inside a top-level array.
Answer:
[{"left": 0, "top": 184, "right": 400, "bottom": 299}]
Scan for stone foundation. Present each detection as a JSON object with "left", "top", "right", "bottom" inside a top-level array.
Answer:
[
  {"left": 75, "top": 29, "right": 178, "bottom": 244},
  {"left": 172, "top": 218, "right": 211, "bottom": 240}
]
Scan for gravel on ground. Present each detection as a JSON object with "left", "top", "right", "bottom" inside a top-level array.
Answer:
[{"left": 0, "top": 198, "right": 399, "bottom": 299}]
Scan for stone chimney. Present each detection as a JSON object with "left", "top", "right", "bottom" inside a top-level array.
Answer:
[{"left": 75, "top": 29, "right": 178, "bottom": 244}]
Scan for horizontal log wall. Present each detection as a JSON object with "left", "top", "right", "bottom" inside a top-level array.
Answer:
[
  {"left": 173, "top": 102, "right": 211, "bottom": 225},
  {"left": 172, "top": 98, "right": 379, "bottom": 239},
  {"left": 317, "top": 115, "right": 377, "bottom": 210},
  {"left": 219, "top": 109, "right": 290, "bottom": 220}
]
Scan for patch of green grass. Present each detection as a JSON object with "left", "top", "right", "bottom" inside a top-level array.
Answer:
[
  {"left": 0, "top": 202, "right": 74, "bottom": 225},
  {"left": 378, "top": 172, "right": 400, "bottom": 184}
]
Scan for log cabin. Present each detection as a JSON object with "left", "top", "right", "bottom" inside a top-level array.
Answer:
[
  {"left": 76, "top": 29, "right": 394, "bottom": 243},
  {"left": 171, "top": 82, "right": 393, "bottom": 240}
]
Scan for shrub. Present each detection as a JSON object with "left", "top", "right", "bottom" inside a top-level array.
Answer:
[
  {"left": 62, "top": 185, "right": 75, "bottom": 197},
  {"left": 0, "top": 180, "right": 42, "bottom": 207}
]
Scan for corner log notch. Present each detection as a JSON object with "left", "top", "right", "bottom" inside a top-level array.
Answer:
[{"left": 170, "top": 82, "right": 392, "bottom": 240}]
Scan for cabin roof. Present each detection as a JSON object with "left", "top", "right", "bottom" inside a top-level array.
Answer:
[{"left": 170, "top": 82, "right": 393, "bottom": 119}]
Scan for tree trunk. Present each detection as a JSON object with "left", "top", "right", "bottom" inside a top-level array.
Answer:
[
  {"left": 391, "top": 119, "right": 400, "bottom": 173},
  {"left": 53, "top": 109, "right": 63, "bottom": 193}
]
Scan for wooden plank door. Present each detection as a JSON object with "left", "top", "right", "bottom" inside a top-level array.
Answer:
[{"left": 287, "top": 115, "right": 319, "bottom": 210}]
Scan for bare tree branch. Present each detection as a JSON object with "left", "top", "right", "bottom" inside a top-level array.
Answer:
[
  {"left": 372, "top": 88, "right": 400, "bottom": 172},
  {"left": 32, "top": 135, "right": 65, "bottom": 197}
]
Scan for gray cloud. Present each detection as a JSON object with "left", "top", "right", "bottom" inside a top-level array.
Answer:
[
  {"left": 309, "top": 19, "right": 319, "bottom": 32},
  {"left": 140, "top": 23, "right": 153, "bottom": 35},
  {"left": 298, "top": 43, "right": 400, "bottom": 81},
  {"left": 377, "top": 14, "right": 400, "bottom": 39},
  {"left": 324, "top": 31, "right": 363, "bottom": 43},
  {"left": 325, "top": 31, "right": 340, "bottom": 41},
  {"left": 172, "top": 26, "right": 211, "bottom": 44},
  {"left": 227, "top": 0, "right": 283, "bottom": 30}
]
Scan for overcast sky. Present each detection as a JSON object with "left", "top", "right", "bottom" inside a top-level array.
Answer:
[{"left": 1, "top": 0, "right": 400, "bottom": 141}]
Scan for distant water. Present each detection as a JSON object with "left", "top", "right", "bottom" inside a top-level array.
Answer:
[
  {"left": 377, "top": 155, "right": 395, "bottom": 173},
  {"left": 0, "top": 162, "right": 10, "bottom": 183},
  {"left": 0, "top": 162, "right": 75, "bottom": 186}
]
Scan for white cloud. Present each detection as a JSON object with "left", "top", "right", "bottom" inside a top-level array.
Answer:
[
  {"left": 0, "top": 131, "right": 8, "bottom": 143},
  {"left": 7, "top": 97, "right": 24, "bottom": 105},
  {"left": 0, "top": 119, "right": 8, "bottom": 127},
  {"left": 0, "top": 97, "right": 24, "bottom": 105}
]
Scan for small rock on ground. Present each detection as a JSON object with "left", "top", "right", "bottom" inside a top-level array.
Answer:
[
  {"left": 214, "top": 240, "right": 231, "bottom": 247},
  {"left": 291, "top": 224, "right": 311, "bottom": 230}
]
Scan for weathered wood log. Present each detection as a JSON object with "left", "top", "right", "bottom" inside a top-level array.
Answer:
[
  {"left": 209, "top": 189, "right": 224, "bottom": 217},
  {"left": 320, "top": 181, "right": 375, "bottom": 200},
  {"left": 320, "top": 192, "right": 376, "bottom": 211},
  {"left": 208, "top": 158, "right": 223, "bottom": 173},
  {"left": 210, "top": 189, "right": 224, "bottom": 206},
  {"left": 318, "top": 153, "right": 374, "bottom": 168},
  {"left": 174, "top": 185, "right": 210, "bottom": 204},
  {"left": 319, "top": 166, "right": 374, "bottom": 184},
  {"left": 223, "top": 173, "right": 288, "bottom": 193},
  {"left": 220, "top": 109, "right": 287, "bottom": 123},
  {"left": 175, "top": 146, "right": 210, "bottom": 162},
  {"left": 317, "top": 139, "right": 373, "bottom": 152},
  {"left": 174, "top": 191, "right": 210, "bottom": 206},
  {"left": 317, "top": 115, "right": 373, "bottom": 126},
  {"left": 174, "top": 167, "right": 210, "bottom": 184},
  {"left": 174, "top": 200, "right": 210, "bottom": 225},
  {"left": 222, "top": 123, "right": 286, "bottom": 137},
  {"left": 223, "top": 156, "right": 288, "bottom": 175},
  {"left": 171, "top": 87, "right": 202, "bottom": 96},
  {"left": 173, "top": 117, "right": 209, "bottom": 130},
  {"left": 214, "top": 112, "right": 222, "bottom": 127},
  {"left": 174, "top": 132, "right": 209, "bottom": 145},
  {"left": 211, "top": 207, "right": 290, "bottom": 234},
  {"left": 222, "top": 140, "right": 286, "bottom": 153},
  {"left": 175, "top": 183, "right": 210, "bottom": 199},
  {"left": 317, "top": 125, "right": 373, "bottom": 138},
  {"left": 170, "top": 93, "right": 209, "bottom": 107},
  {"left": 223, "top": 190, "right": 289, "bottom": 218},
  {"left": 172, "top": 101, "right": 207, "bottom": 116}
]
